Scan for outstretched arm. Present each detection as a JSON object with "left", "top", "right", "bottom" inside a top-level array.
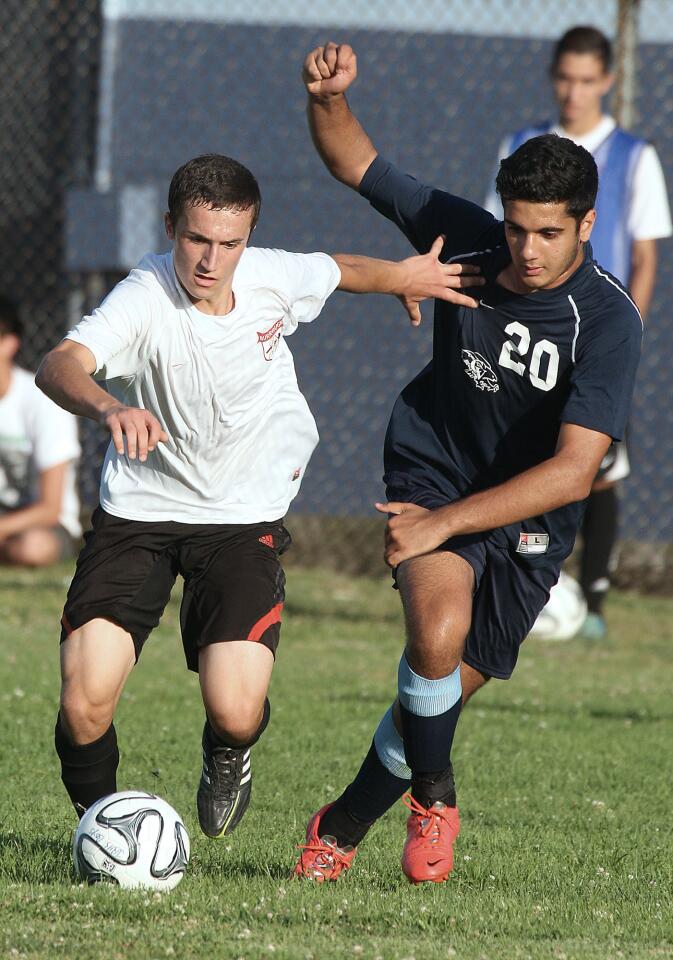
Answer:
[
  {"left": 333, "top": 236, "right": 484, "bottom": 324},
  {"left": 303, "top": 42, "right": 376, "bottom": 190},
  {"left": 376, "top": 423, "right": 611, "bottom": 566},
  {"left": 36, "top": 340, "right": 167, "bottom": 462}
]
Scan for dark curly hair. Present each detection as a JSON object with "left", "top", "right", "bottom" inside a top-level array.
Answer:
[
  {"left": 0, "top": 294, "right": 22, "bottom": 339},
  {"left": 496, "top": 134, "right": 598, "bottom": 223},
  {"left": 168, "top": 154, "right": 261, "bottom": 230}
]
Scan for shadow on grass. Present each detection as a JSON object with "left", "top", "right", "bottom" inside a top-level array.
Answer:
[
  {"left": 193, "top": 855, "right": 290, "bottom": 882},
  {"left": 284, "top": 600, "right": 399, "bottom": 625},
  {"left": 326, "top": 691, "right": 391, "bottom": 706},
  {"left": 0, "top": 830, "right": 72, "bottom": 883},
  {"left": 0, "top": 582, "right": 65, "bottom": 594},
  {"left": 474, "top": 700, "right": 672, "bottom": 724}
]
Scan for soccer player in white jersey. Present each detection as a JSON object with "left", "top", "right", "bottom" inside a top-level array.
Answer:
[
  {"left": 0, "top": 295, "right": 81, "bottom": 566},
  {"left": 36, "top": 153, "right": 483, "bottom": 834},
  {"left": 485, "top": 26, "right": 672, "bottom": 640}
]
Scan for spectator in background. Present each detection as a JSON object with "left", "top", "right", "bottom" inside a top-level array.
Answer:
[
  {"left": 485, "top": 25, "right": 672, "bottom": 639},
  {"left": 0, "top": 296, "right": 81, "bottom": 565}
]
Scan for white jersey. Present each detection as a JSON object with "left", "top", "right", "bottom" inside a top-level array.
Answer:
[
  {"left": 0, "top": 366, "right": 81, "bottom": 537},
  {"left": 485, "top": 115, "right": 672, "bottom": 242},
  {"left": 65, "top": 248, "right": 341, "bottom": 524}
]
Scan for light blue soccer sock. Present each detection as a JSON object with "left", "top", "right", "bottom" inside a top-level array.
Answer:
[{"left": 373, "top": 705, "right": 412, "bottom": 781}]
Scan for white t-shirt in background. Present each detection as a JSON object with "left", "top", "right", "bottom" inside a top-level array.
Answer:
[
  {"left": 0, "top": 366, "right": 81, "bottom": 537},
  {"left": 65, "top": 248, "right": 341, "bottom": 524}
]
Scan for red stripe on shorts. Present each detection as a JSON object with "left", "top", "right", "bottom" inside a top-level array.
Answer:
[
  {"left": 247, "top": 602, "right": 284, "bottom": 643},
  {"left": 61, "top": 614, "right": 73, "bottom": 636}
]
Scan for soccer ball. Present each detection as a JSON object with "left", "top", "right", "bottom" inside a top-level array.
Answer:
[
  {"left": 529, "top": 571, "right": 587, "bottom": 642},
  {"left": 73, "top": 791, "right": 190, "bottom": 890}
]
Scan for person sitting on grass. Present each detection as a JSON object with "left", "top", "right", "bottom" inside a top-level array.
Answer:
[{"left": 0, "top": 295, "right": 81, "bottom": 567}]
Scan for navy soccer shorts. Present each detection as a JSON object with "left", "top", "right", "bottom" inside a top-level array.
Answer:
[
  {"left": 60, "top": 507, "right": 291, "bottom": 671},
  {"left": 388, "top": 491, "right": 559, "bottom": 679},
  {"left": 435, "top": 532, "right": 558, "bottom": 679}
]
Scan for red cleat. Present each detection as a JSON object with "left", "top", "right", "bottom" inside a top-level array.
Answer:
[
  {"left": 401, "top": 793, "right": 460, "bottom": 884},
  {"left": 293, "top": 804, "right": 358, "bottom": 882}
]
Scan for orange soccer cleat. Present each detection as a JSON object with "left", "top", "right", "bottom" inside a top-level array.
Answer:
[
  {"left": 293, "top": 804, "right": 358, "bottom": 882},
  {"left": 400, "top": 792, "right": 460, "bottom": 884}
]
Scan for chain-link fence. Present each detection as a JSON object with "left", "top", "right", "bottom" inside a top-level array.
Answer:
[{"left": 2, "top": 0, "right": 673, "bottom": 585}]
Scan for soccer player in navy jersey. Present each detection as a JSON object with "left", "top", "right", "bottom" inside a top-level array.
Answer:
[{"left": 293, "top": 42, "right": 643, "bottom": 885}]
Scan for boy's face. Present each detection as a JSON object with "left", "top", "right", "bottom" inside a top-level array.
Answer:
[
  {"left": 552, "top": 52, "right": 613, "bottom": 128},
  {"left": 165, "top": 202, "right": 255, "bottom": 315},
  {"left": 503, "top": 199, "right": 595, "bottom": 292}
]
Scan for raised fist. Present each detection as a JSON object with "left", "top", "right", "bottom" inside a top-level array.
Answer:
[{"left": 302, "top": 42, "right": 357, "bottom": 98}]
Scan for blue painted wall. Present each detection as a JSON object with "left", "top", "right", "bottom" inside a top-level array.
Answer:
[{"left": 66, "top": 21, "right": 673, "bottom": 538}]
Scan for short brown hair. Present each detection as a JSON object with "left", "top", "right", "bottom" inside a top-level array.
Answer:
[
  {"left": 551, "top": 26, "right": 612, "bottom": 74},
  {"left": 167, "top": 154, "right": 261, "bottom": 230},
  {"left": 0, "top": 295, "right": 22, "bottom": 339}
]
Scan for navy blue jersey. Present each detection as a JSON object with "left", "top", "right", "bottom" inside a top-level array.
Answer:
[{"left": 360, "top": 156, "right": 642, "bottom": 567}]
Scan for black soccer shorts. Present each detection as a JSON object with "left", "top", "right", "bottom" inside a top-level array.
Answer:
[{"left": 60, "top": 507, "right": 291, "bottom": 671}]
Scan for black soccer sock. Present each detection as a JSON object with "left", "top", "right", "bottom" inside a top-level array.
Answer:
[
  {"left": 207, "top": 697, "right": 271, "bottom": 750},
  {"left": 318, "top": 741, "right": 409, "bottom": 848},
  {"left": 400, "top": 699, "right": 462, "bottom": 807},
  {"left": 580, "top": 486, "right": 618, "bottom": 615},
  {"left": 54, "top": 713, "right": 119, "bottom": 818}
]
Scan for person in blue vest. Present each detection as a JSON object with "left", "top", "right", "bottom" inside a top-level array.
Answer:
[{"left": 485, "top": 25, "right": 671, "bottom": 640}]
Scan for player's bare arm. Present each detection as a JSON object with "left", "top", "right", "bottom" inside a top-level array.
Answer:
[
  {"left": 303, "top": 42, "right": 377, "bottom": 189},
  {"left": 376, "top": 423, "right": 612, "bottom": 566},
  {"left": 0, "top": 460, "right": 66, "bottom": 541},
  {"left": 629, "top": 237, "right": 657, "bottom": 318},
  {"left": 333, "top": 236, "right": 484, "bottom": 323},
  {"left": 36, "top": 340, "right": 168, "bottom": 462}
]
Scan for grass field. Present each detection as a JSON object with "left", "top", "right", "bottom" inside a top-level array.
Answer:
[{"left": 1, "top": 562, "right": 671, "bottom": 960}]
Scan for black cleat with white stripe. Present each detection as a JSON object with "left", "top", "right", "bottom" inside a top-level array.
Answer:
[{"left": 197, "top": 722, "right": 252, "bottom": 838}]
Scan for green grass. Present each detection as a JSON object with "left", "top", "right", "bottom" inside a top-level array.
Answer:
[{"left": 0, "top": 563, "right": 671, "bottom": 960}]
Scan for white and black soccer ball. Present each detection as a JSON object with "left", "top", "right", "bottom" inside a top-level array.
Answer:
[
  {"left": 73, "top": 791, "right": 190, "bottom": 890},
  {"left": 529, "top": 571, "right": 587, "bottom": 642}
]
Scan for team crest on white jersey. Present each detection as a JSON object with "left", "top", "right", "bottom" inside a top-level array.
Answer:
[
  {"left": 257, "top": 318, "right": 283, "bottom": 361},
  {"left": 462, "top": 349, "right": 499, "bottom": 392}
]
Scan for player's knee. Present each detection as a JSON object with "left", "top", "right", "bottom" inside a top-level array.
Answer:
[
  {"left": 208, "top": 702, "right": 264, "bottom": 745},
  {"left": 405, "top": 608, "right": 470, "bottom": 678},
  {"left": 3, "top": 529, "right": 59, "bottom": 567},
  {"left": 60, "top": 687, "right": 115, "bottom": 745},
  {"left": 208, "top": 696, "right": 270, "bottom": 747}
]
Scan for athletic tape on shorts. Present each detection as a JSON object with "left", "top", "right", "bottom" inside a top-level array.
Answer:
[
  {"left": 397, "top": 654, "right": 462, "bottom": 717},
  {"left": 373, "top": 706, "right": 411, "bottom": 780}
]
